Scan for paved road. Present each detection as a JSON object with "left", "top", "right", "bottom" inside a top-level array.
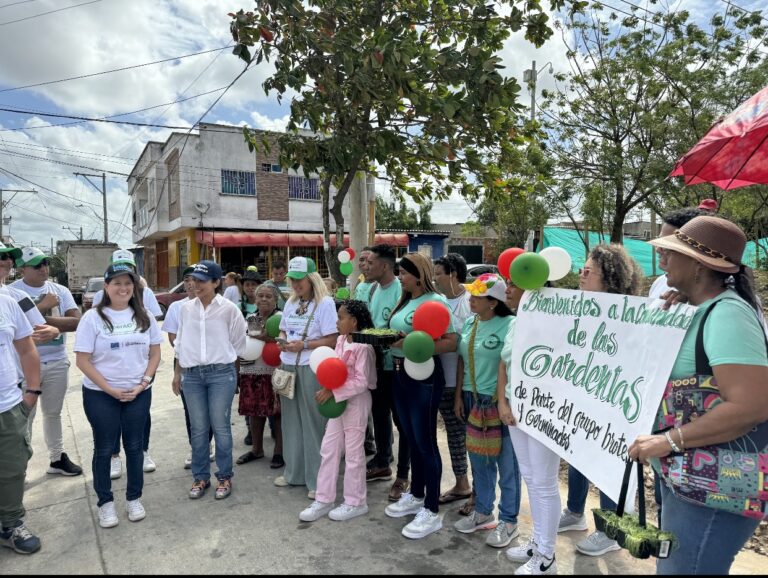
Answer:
[{"left": 2, "top": 330, "right": 764, "bottom": 574}]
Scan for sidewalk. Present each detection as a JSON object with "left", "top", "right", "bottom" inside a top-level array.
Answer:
[{"left": 2, "top": 333, "right": 764, "bottom": 574}]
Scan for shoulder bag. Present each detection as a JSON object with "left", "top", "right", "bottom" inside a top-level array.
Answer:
[
  {"left": 272, "top": 301, "right": 317, "bottom": 400},
  {"left": 465, "top": 317, "right": 503, "bottom": 458},
  {"left": 653, "top": 299, "right": 768, "bottom": 520}
]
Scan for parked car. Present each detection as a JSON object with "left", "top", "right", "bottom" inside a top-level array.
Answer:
[
  {"left": 466, "top": 264, "right": 499, "bottom": 282},
  {"left": 154, "top": 281, "right": 188, "bottom": 319},
  {"left": 81, "top": 277, "right": 104, "bottom": 311}
]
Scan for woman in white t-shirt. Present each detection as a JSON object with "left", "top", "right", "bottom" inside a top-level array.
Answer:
[
  {"left": 74, "top": 264, "right": 162, "bottom": 530},
  {"left": 274, "top": 257, "right": 339, "bottom": 497}
]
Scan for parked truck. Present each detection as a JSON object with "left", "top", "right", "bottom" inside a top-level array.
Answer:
[{"left": 64, "top": 241, "right": 118, "bottom": 303}]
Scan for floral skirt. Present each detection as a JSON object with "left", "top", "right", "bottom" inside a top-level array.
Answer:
[{"left": 238, "top": 373, "right": 280, "bottom": 418}]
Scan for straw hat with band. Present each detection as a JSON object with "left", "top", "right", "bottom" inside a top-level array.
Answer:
[{"left": 649, "top": 215, "right": 745, "bottom": 275}]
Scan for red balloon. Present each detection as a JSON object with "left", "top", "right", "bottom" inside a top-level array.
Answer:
[
  {"left": 346, "top": 248, "right": 356, "bottom": 259},
  {"left": 413, "top": 301, "right": 450, "bottom": 340},
  {"left": 262, "top": 342, "right": 282, "bottom": 367},
  {"left": 497, "top": 248, "right": 525, "bottom": 280},
  {"left": 316, "top": 357, "right": 348, "bottom": 390}
]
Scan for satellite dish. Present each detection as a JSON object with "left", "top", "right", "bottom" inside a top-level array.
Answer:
[{"left": 194, "top": 201, "right": 210, "bottom": 214}]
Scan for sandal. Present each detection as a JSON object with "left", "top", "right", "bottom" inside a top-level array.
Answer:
[
  {"left": 236, "top": 451, "right": 264, "bottom": 465},
  {"left": 439, "top": 488, "right": 473, "bottom": 504},
  {"left": 458, "top": 493, "right": 476, "bottom": 516},
  {"left": 270, "top": 454, "right": 285, "bottom": 469}
]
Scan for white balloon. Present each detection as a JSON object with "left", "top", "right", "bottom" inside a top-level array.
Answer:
[
  {"left": 404, "top": 358, "right": 435, "bottom": 381},
  {"left": 540, "top": 246, "right": 572, "bottom": 281},
  {"left": 242, "top": 336, "right": 265, "bottom": 361},
  {"left": 309, "top": 346, "right": 337, "bottom": 373},
  {"left": 338, "top": 250, "right": 351, "bottom": 264}
]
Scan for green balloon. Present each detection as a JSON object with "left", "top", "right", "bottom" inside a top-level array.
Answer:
[
  {"left": 339, "top": 261, "right": 354, "bottom": 276},
  {"left": 318, "top": 397, "right": 347, "bottom": 419},
  {"left": 265, "top": 314, "right": 282, "bottom": 338},
  {"left": 336, "top": 287, "right": 350, "bottom": 299},
  {"left": 510, "top": 252, "right": 550, "bottom": 290},
  {"left": 403, "top": 330, "right": 435, "bottom": 363}
]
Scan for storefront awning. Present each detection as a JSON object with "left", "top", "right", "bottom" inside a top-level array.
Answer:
[{"left": 195, "top": 231, "right": 409, "bottom": 248}]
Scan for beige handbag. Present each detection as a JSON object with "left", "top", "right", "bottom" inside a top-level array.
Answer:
[{"left": 272, "top": 302, "right": 316, "bottom": 399}]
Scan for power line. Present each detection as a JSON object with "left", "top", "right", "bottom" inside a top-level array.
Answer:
[
  {"left": 0, "top": 45, "right": 229, "bottom": 93},
  {"left": 0, "top": 0, "right": 101, "bottom": 26},
  {"left": 0, "top": 165, "right": 102, "bottom": 206},
  {"left": 0, "top": 149, "right": 130, "bottom": 175},
  {"left": 0, "top": 0, "right": 38, "bottom": 10},
  {"left": 0, "top": 107, "right": 194, "bottom": 130}
]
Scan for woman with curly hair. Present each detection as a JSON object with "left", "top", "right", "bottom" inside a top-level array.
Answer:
[{"left": 558, "top": 244, "right": 645, "bottom": 558}]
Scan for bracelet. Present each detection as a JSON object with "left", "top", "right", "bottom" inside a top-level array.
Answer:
[
  {"left": 303, "top": 340, "right": 310, "bottom": 351},
  {"left": 676, "top": 427, "right": 686, "bottom": 450},
  {"left": 25, "top": 389, "right": 42, "bottom": 395},
  {"left": 141, "top": 375, "right": 153, "bottom": 384},
  {"left": 664, "top": 430, "right": 681, "bottom": 453}
]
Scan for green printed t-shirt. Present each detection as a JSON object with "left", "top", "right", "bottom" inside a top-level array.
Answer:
[
  {"left": 369, "top": 279, "right": 402, "bottom": 370},
  {"left": 354, "top": 281, "right": 373, "bottom": 305},
  {"left": 459, "top": 314, "right": 512, "bottom": 396},
  {"left": 670, "top": 289, "right": 768, "bottom": 380},
  {"left": 388, "top": 291, "right": 455, "bottom": 359}
]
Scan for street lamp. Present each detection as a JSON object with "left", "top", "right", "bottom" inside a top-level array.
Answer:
[{"left": 523, "top": 60, "right": 554, "bottom": 121}]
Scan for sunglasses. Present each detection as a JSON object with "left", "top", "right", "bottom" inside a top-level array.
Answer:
[
  {"left": 0, "top": 253, "right": 13, "bottom": 261},
  {"left": 31, "top": 259, "right": 50, "bottom": 269},
  {"left": 578, "top": 267, "right": 591, "bottom": 277}
]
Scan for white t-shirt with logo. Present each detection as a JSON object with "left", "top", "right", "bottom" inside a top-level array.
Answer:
[
  {"left": 0, "top": 294, "right": 33, "bottom": 412},
  {"left": 10, "top": 279, "right": 77, "bottom": 363},
  {"left": 440, "top": 290, "right": 472, "bottom": 389},
  {"left": 93, "top": 286, "right": 162, "bottom": 318},
  {"left": 279, "top": 296, "right": 338, "bottom": 365},
  {"left": 74, "top": 307, "right": 162, "bottom": 391}
]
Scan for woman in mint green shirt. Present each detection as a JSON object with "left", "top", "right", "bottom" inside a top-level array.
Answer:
[
  {"left": 629, "top": 216, "right": 768, "bottom": 575},
  {"left": 384, "top": 253, "right": 458, "bottom": 540},
  {"left": 452, "top": 273, "right": 520, "bottom": 549}
]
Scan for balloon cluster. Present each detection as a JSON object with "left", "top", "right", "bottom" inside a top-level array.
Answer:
[
  {"left": 336, "top": 248, "right": 356, "bottom": 299},
  {"left": 496, "top": 246, "right": 572, "bottom": 290},
  {"left": 402, "top": 301, "right": 450, "bottom": 380},
  {"left": 309, "top": 346, "right": 349, "bottom": 418},
  {"left": 240, "top": 312, "right": 284, "bottom": 365}
]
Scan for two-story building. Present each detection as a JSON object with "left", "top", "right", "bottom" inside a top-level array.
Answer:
[{"left": 129, "top": 123, "right": 407, "bottom": 289}]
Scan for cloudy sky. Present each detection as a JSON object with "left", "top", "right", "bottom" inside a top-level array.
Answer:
[{"left": 0, "top": 0, "right": 762, "bottom": 249}]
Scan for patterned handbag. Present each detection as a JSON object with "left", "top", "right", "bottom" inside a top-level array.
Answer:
[
  {"left": 653, "top": 300, "right": 768, "bottom": 520},
  {"left": 465, "top": 317, "right": 503, "bottom": 457}
]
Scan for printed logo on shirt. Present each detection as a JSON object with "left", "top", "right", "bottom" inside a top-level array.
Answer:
[
  {"left": 381, "top": 306, "right": 392, "bottom": 322},
  {"left": 104, "top": 320, "right": 139, "bottom": 336},
  {"left": 405, "top": 311, "right": 414, "bottom": 326},
  {"left": 110, "top": 342, "right": 120, "bottom": 349},
  {"left": 482, "top": 335, "right": 502, "bottom": 350}
]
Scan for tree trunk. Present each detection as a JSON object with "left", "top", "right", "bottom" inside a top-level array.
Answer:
[
  {"left": 322, "top": 163, "right": 361, "bottom": 285},
  {"left": 610, "top": 209, "right": 625, "bottom": 244}
]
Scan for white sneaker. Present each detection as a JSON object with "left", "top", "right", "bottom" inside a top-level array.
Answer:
[
  {"left": 110, "top": 456, "right": 122, "bottom": 480},
  {"left": 126, "top": 499, "right": 146, "bottom": 522},
  {"left": 575, "top": 531, "right": 621, "bottom": 556},
  {"left": 557, "top": 508, "right": 588, "bottom": 532},
  {"left": 307, "top": 490, "right": 316, "bottom": 500},
  {"left": 142, "top": 452, "right": 156, "bottom": 473},
  {"left": 98, "top": 502, "right": 119, "bottom": 528},
  {"left": 402, "top": 507, "right": 442, "bottom": 539},
  {"left": 384, "top": 492, "right": 425, "bottom": 518},
  {"left": 184, "top": 454, "right": 192, "bottom": 469},
  {"left": 299, "top": 501, "right": 335, "bottom": 522},
  {"left": 328, "top": 503, "right": 369, "bottom": 521},
  {"left": 515, "top": 550, "right": 557, "bottom": 575},
  {"left": 506, "top": 537, "right": 536, "bottom": 563},
  {"left": 453, "top": 510, "right": 496, "bottom": 534},
  {"left": 274, "top": 476, "right": 290, "bottom": 487}
]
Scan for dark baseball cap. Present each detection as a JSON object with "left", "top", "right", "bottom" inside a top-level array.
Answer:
[
  {"left": 190, "top": 260, "right": 223, "bottom": 282},
  {"left": 105, "top": 263, "right": 140, "bottom": 282}
]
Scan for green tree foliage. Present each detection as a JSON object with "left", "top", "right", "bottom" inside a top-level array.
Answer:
[
  {"left": 375, "top": 197, "right": 432, "bottom": 230},
  {"left": 229, "top": 0, "right": 574, "bottom": 280},
  {"left": 541, "top": 2, "right": 768, "bottom": 244}
]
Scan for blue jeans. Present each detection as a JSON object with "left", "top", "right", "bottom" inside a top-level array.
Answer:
[
  {"left": 182, "top": 363, "right": 237, "bottom": 482},
  {"left": 83, "top": 386, "right": 151, "bottom": 507},
  {"left": 392, "top": 356, "right": 444, "bottom": 513},
  {"left": 463, "top": 391, "right": 520, "bottom": 524},
  {"left": 112, "top": 413, "right": 151, "bottom": 454},
  {"left": 657, "top": 483, "right": 760, "bottom": 575},
  {"left": 567, "top": 464, "right": 617, "bottom": 513}
]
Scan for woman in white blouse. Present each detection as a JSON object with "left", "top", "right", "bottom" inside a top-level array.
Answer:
[
  {"left": 274, "top": 257, "right": 339, "bottom": 498},
  {"left": 172, "top": 261, "right": 246, "bottom": 501},
  {"left": 75, "top": 264, "right": 162, "bottom": 529}
]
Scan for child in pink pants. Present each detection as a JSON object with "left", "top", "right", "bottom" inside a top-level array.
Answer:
[{"left": 299, "top": 300, "right": 376, "bottom": 522}]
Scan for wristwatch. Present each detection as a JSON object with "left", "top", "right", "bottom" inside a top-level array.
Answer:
[{"left": 303, "top": 340, "right": 310, "bottom": 350}]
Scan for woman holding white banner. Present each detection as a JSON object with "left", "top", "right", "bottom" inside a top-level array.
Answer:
[{"left": 629, "top": 216, "right": 768, "bottom": 575}]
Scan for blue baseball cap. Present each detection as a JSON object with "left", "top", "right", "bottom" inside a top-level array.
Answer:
[{"left": 190, "top": 260, "right": 223, "bottom": 282}]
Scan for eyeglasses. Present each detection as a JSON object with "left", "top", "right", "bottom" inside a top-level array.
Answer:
[
  {"left": 0, "top": 253, "right": 12, "bottom": 261},
  {"left": 32, "top": 259, "right": 50, "bottom": 269},
  {"left": 578, "top": 267, "right": 591, "bottom": 277}
]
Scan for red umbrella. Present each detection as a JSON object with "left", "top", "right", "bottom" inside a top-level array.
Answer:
[{"left": 670, "top": 85, "right": 768, "bottom": 190}]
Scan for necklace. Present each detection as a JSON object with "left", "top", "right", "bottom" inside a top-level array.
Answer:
[{"left": 296, "top": 298, "right": 310, "bottom": 316}]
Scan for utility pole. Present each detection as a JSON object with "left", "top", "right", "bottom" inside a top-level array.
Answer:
[
  {"left": 523, "top": 60, "right": 553, "bottom": 122},
  {"left": 0, "top": 188, "right": 36, "bottom": 241},
  {"left": 74, "top": 172, "right": 107, "bottom": 242},
  {"left": 62, "top": 226, "right": 83, "bottom": 241}
]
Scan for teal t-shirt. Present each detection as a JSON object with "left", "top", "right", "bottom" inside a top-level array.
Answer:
[
  {"left": 354, "top": 281, "right": 373, "bottom": 305},
  {"left": 369, "top": 279, "right": 402, "bottom": 371},
  {"left": 670, "top": 289, "right": 768, "bottom": 379},
  {"left": 388, "top": 292, "right": 456, "bottom": 358},
  {"left": 459, "top": 314, "right": 512, "bottom": 396}
]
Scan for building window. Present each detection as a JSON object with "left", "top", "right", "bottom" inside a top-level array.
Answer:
[
  {"left": 261, "top": 163, "right": 283, "bottom": 173},
  {"left": 221, "top": 170, "right": 256, "bottom": 196},
  {"left": 288, "top": 176, "right": 320, "bottom": 200}
]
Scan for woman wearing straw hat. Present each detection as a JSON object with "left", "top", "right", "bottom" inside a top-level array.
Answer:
[{"left": 629, "top": 216, "right": 768, "bottom": 575}]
